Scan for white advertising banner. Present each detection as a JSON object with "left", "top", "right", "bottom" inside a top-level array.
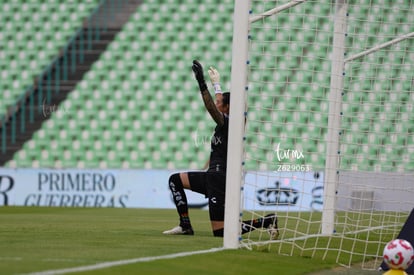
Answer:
[
  {"left": 0, "top": 168, "right": 208, "bottom": 209},
  {"left": 0, "top": 168, "right": 322, "bottom": 211},
  {"left": 244, "top": 171, "right": 324, "bottom": 211}
]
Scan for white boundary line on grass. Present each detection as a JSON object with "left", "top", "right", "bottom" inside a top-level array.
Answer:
[
  {"left": 22, "top": 247, "right": 225, "bottom": 275},
  {"left": 20, "top": 224, "right": 401, "bottom": 274}
]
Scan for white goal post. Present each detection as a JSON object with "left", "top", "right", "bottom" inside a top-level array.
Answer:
[
  {"left": 224, "top": 0, "right": 414, "bottom": 269},
  {"left": 223, "top": 0, "right": 250, "bottom": 249}
]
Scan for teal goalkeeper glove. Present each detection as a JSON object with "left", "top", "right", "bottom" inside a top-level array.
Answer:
[{"left": 208, "top": 66, "right": 222, "bottom": 94}]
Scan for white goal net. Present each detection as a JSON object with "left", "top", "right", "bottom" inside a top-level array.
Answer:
[{"left": 226, "top": 0, "right": 414, "bottom": 269}]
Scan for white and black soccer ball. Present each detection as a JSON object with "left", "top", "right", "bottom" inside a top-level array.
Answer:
[{"left": 383, "top": 239, "right": 414, "bottom": 270}]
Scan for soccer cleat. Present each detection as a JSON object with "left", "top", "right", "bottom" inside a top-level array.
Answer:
[
  {"left": 264, "top": 214, "right": 279, "bottom": 240},
  {"left": 162, "top": 225, "right": 194, "bottom": 235},
  {"left": 267, "top": 225, "right": 280, "bottom": 240}
]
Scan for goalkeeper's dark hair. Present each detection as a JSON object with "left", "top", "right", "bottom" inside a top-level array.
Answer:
[{"left": 222, "top": 92, "right": 230, "bottom": 106}]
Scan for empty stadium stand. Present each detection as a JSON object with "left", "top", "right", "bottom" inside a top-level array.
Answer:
[
  {"left": 1, "top": 0, "right": 413, "bottom": 172},
  {"left": 0, "top": 0, "right": 142, "bottom": 165}
]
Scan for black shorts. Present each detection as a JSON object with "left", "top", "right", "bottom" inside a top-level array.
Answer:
[{"left": 187, "top": 171, "right": 226, "bottom": 221}]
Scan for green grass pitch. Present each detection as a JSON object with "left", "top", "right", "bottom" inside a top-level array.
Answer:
[{"left": 0, "top": 207, "right": 384, "bottom": 274}]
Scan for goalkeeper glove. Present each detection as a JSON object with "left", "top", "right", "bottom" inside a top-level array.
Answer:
[
  {"left": 192, "top": 60, "right": 208, "bottom": 92},
  {"left": 208, "top": 66, "right": 222, "bottom": 94}
]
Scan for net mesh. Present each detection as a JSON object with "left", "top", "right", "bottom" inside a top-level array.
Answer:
[{"left": 241, "top": 0, "right": 414, "bottom": 269}]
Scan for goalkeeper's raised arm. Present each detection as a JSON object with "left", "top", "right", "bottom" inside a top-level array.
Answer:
[{"left": 191, "top": 60, "right": 228, "bottom": 127}]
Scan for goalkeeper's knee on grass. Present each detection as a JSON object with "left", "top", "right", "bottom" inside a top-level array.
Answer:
[{"left": 213, "top": 228, "right": 224, "bottom": 237}]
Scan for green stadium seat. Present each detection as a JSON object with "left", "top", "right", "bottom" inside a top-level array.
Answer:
[
  {"left": 0, "top": 0, "right": 101, "bottom": 121},
  {"left": 4, "top": 0, "right": 412, "bottom": 172}
]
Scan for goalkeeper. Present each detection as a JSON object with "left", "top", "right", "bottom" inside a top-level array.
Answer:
[{"left": 163, "top": 60, "right": 279, "bottom": 239}]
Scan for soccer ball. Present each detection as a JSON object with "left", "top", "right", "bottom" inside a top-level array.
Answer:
[{"left": 383, "top": 239, "right": 414, "bottom": 270}]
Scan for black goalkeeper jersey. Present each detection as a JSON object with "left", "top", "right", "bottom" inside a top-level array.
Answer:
[{"left": 208, "top": 114, "right": 229, "bottom": 173}]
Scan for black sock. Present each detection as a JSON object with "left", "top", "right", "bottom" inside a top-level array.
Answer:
[
  {"left": 241, "top": 216, "right": 274, "bottom": 234},
  {"left": 168, "top": 174, "right": 191, "bottom": 229},
  {"left": 241, "top": 218, "right": 261, "bottom": 234}
]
